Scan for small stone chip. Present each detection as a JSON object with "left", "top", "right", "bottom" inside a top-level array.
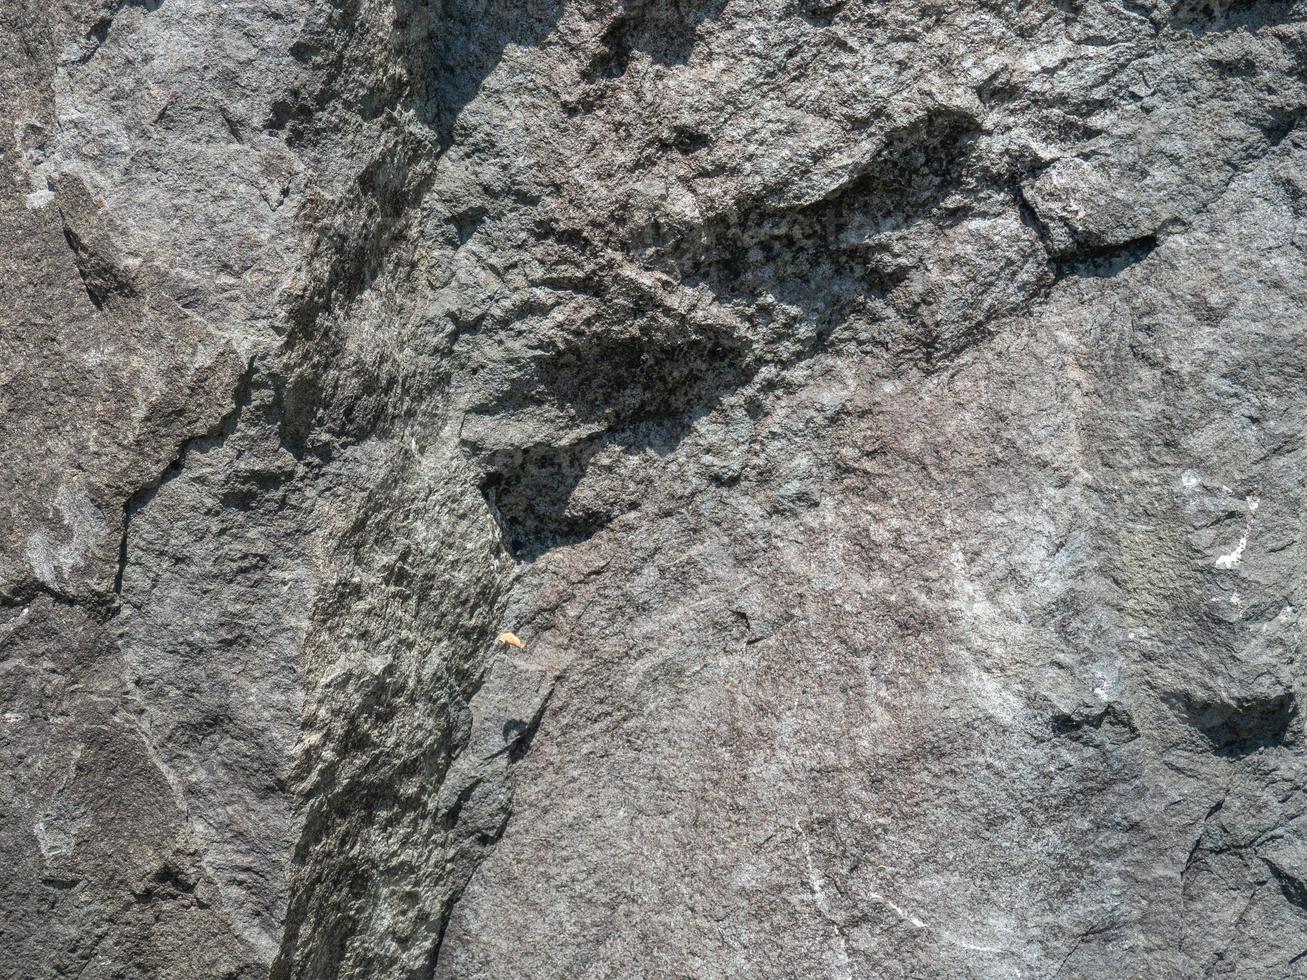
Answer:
[{"left": 497, "top": 631, "right": 526, "bottom": 650}]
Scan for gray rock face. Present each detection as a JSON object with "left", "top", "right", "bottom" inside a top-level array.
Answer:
[{"left": 4, "top": 0, "right": 1307, "bottom": 976}]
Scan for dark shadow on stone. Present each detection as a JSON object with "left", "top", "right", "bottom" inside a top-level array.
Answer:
[
  {"left": 396, "top": 0, "right": 568, "bottom": 149},
  {"left": 470, "top": 109, "right": 988, "bottom": 560},
  {"left": 1056, "top": 234, "right": 1157, "bottom": 280},
  {"left": 655, "top": 107, "right": 983, "bottom": 348},
  {"left": 1168, "top": 0, "right": 1299, "bottom": 33},
  {"left": 582, "top": 0, "right": 728, "bottom": 82},
  {"left": 793, "top": 0, "right": 847, "bottom": 28},
  {"left": 1266, "top": 857, "right": 1307, "bottom": 912},
  {"left": 1050, "top": 703, "right": 1140, "bottom": 747},
  {"left": 270, "top": 4, "right": 571, "bottom": 978},
  {"left": 474, "top": 327, "right": 752, "bottom": 560},
  {"left": 1184, "top": 692, "right": 1296, "bottom": 757},
  {"left": 278, "top": 0, "right": 569, "bottom": 451}
]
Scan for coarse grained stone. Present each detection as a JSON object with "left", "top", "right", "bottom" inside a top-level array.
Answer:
[{"left": 3, "top": 0, "right": 1306, "bottom": 978}]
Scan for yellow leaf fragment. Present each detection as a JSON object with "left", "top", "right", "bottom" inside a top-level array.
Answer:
[{"left": 497, "top": 631, "right": 526, "bottom": 650}]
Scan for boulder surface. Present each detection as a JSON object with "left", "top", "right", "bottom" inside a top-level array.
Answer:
[{"left": 3, "top": 1, "right": 1307, "bottom": 977}]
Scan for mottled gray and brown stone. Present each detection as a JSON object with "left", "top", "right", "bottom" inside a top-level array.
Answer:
[{"left": 3, "top": 0, "right": 1307, "bottom": 977}]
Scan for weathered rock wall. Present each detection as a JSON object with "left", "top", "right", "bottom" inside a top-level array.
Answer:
[{"left": 3, "top": 1, "right": 1307, "bottom": 977}]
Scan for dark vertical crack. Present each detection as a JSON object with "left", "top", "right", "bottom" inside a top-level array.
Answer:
[
  {"left": 496, "top": 686, "right": 555, "bottom": 763},
  {"left": 1013, "top": 180, "right": 1055, "bottom": 255},
  {"left": 424, "top": 683, "right": 556, "bottom": 977},
  {"left": 424, "top": 886, "right": 467, "bottom": 980},
  {"left": 111, "top": 358, "right": 257, "bottom": 610},
  {"left": 1050, "top": 913, "right": 1118, "bottom": 978}
]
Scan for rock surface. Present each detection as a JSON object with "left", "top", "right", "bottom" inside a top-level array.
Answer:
[{"left": 4, "top": 0, "right": 1307, "bottom": 977}]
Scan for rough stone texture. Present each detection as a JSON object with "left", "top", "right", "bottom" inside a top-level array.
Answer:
[{"left": 3, "top": 0, "right": 1307, "bottom": 977}]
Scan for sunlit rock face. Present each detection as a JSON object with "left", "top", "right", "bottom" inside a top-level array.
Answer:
[{"left": 3, "top": 1, "right": 1307, "bottom": 977}]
